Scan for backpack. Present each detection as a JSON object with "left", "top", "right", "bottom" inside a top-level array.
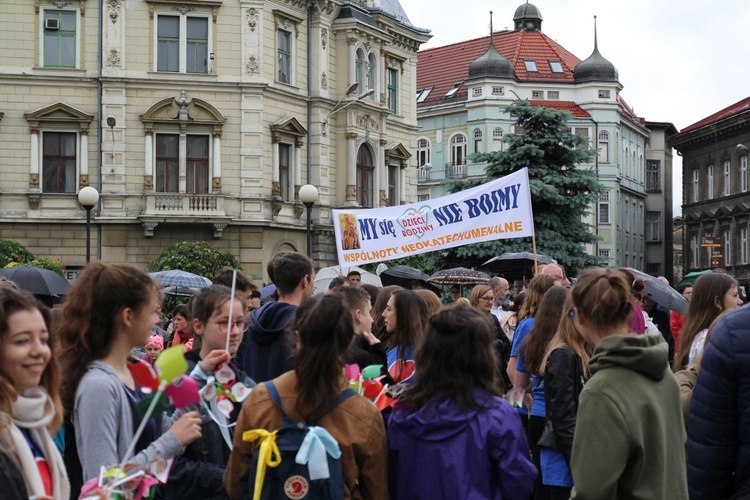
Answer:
[{"left": 239, "top": 381, "right": 357, "bottom": 500}]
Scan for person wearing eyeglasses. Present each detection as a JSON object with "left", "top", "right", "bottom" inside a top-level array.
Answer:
[
  {"left": 167, "top": 284, "right": 256, "bottom": 500},
  {"left": 470, "top": 285, "right": 512, "bottom": 392}
]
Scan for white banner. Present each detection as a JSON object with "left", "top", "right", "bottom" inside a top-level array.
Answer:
[{"left": 332, "top": 168, "right": 534, "bottom": 266}]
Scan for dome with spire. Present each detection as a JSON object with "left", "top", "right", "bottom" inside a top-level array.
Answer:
[
  {"left": 513, "top": 2, "right": 542, "bottom": 31},
  {"left": 468, "top": 11, "right": 515, "bottom": 80},
  {"left": 574, "top": 17, "right": 618, "bottom": 83}
]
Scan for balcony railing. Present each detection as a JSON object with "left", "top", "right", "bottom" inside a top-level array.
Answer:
[
  {"left": 445, "top": 161, "right": 467, "bottom": 179},
  {"left": 143, "top": 193, "right": 225, "bottom": 216},
  {"left": 417, "top": 167, "right": 430, "bottom": 183}
]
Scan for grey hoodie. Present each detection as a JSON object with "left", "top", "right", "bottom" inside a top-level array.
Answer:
[{"left": 73, "top": 360, "right": 184, "bottom": 482}]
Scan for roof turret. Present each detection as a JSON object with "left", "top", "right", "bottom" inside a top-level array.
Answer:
[
  {"left": 574, "top": 16, "right": 618, "bottom": 83},
  {"left": 468, "top": 11, "right": 515, "bottom": 80}
]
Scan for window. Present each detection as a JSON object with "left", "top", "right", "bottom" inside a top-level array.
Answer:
[
  {"left": 277, "top": 28, "right": 292, "bottom": 83},
  {"left": 416, "top": 88, "right": 432, "bottom": 103},
  {"left": 492, "top": 127, "right": 503, "bottom": 152},
  {"left": 547, "top": 91, "right": 559, "bottom": 100},
  {"left": 450, "top": 134, "right": 467, "bottom": 165},
  {"left": 690, "top": 236, "right": 700, "bottom": 268},
  {"left": 472, "top": 87, "right": 482, "bottom": 97},
  {"left": 387, "top": 68, "right": 398, "bottom": 112},
  {"left": 355, "top": 49, "right": 365, "bottom": 94},
  {"left": 417, "top": 138, "right": 431, "bottom": 167},
  {"left": 742, "top": 227, "right": 748, "bottom": 265},
  {"left": 417, "top": 194, "right": 430, "bottom": 202},
  {"left": 532, "top": 90, "right": 544, "bottom": 99},
  {"left": 156, "top": 14, "right": 210, "bottom": 73},
  {"left": 43, "top": 9, "right": 78, "bottom": 68},
  {"left": 693, "top": 169, "right": 699, "bottom": 202},
  {"left": 446, "top": 82, "right": 461, "bottom": 98},
  {"left": 491, "top": 86, "right": 504, "bottom": 96},
  {"left": 724, "top": 229, "right": 732, "bottom": 266},
  {"left": 524, "top": 60, "right": 538, "bottom": 72},
  {"left": 646, "top": 160, "right": 660, "bottom": 192},
  {"left": 707, "top": 165, "right": 714, "bottom": 199},
  {"left": 574, "top": 127, "right": 588, "bottom": 149},
  {"left": 646, "top": 211, "right": 661, "bottom": 242},
  {"left": 598, "top": 190, "right": 610, "bottom": 224},
  {"left": 356, "top": 145, "right": 374, "bottom": 208},
  {"left": 624, "top": 146, "right": 629, "bottom": 178},
  {"left": 742, "top": 155, "right": 748, "bottom": 192},
  {"left": 549, "top": 61, "right": 563, "bottom": 73},
  {"left": 473, "top": 128, "right": 483, "bottom": 154},
  {"left": 42, "top": 132, "right": 76, "bottom": 193},
  {"left": 155, "top": 134, "right": 210, "bottom": 194},
  {"left": 598, "top": 249, "right": 610, "bottom": 260},
  {"left": 278, "top": 143, "right": 291, "bottom": 201},
  {"left": 388, "top": 166, "right": 397, "bottom": 206},
  {"left": 598, "top": 131, "right": 609, "bottom": 163},
  {"left": 646, "top": 263, "right": 661, "bottom": 275},
  {"left": 367, "top": 53, "right": 377, "bottom": 99},
  {"left": 598, "top": 89, "right": 611, "bottom": 98},
  {"left": 724, "top": 160, "right": 731, "bottom": 196}
]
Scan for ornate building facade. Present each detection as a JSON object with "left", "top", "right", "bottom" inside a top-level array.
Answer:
[{"left": 0, "top": 0, "right": 430, "bottom": 280}]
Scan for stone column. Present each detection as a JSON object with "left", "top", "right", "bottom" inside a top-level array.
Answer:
[
  {"left": 400, "top": 160, "right": 407, "bottom": 205},
  {"left": 213, "top": 130, "right": 222, "bottom": 193},
  {"left": 144, "top": 129, "right": 153, "bottom": 191},
  {"left": 379, "top": 139, "right": 387, "bottom": 206},
  {"left": 346, "top": 132, "right": 357, "bottom": 202},
  {"left": 294, "top": 138, "right": 303, "bottom": 200},
  {"left": 347, "top": 36, "right": 357, "bottom": 87},
  {"left": 79, "top": 131, "right": 89, "bottom": 187},
  {"left": 271, "top": 135, "right": 280, "bottom": 197},
  {"left": 29, "top": 127, "right": 39, "bottom": 189},
  {"left": 179, "top": 133, "right": 187, "bottom": 193}
]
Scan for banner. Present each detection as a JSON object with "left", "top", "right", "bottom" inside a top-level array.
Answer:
[{"left": 332, "top": 168, "right": 534, "bottom": 266}]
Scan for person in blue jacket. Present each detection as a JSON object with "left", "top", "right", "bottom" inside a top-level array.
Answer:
[
  {"left": 388, "top": 306, "right": 537, "bottom": 499},
  {"left": 687, "top": 303, "right": 750, "bottom": 499}
]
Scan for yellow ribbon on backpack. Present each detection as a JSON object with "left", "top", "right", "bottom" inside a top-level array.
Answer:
[{"left": 242, "top": 429, "right": 282, "bottom": 500}]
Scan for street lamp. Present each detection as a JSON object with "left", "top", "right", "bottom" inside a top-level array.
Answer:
[
  {"left": 322, "top": 83, "right": 376, "bottom": 136},
  {"left": 299, "top": 184, "right": 319, "bottom": 257},
  {"left": 77, "top": 186, "right": 99, "bottom": 264}
]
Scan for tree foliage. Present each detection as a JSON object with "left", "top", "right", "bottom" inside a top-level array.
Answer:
[
  {"left": 0, "top": 240, "right": 35, "bottom": 268},
  {"left": 420, "top": 100, "right": 603, "bottom": 276},
  {"left": 147, "top": 241, "right": 242, "bottom": 279}
]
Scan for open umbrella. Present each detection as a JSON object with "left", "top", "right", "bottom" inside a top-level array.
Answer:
[
  {"left": 480, "top": 252, "right": 557, "bottom": 280},
  {"left": 379, "top": 265, "right": 440, "bottom": 294},
  {"left": 0, "top": 265, "right": 70, "bottom": 296},
  {"left": 259, "top": 283, "right": 277, "bottom": 300},
  {"left": 149, "top": 270, "right": 212, "bottom": 289},
  {"left": 313, "top": 265, "right": 382, "bottom": 295},
  {"left": 628, "top": 268, "right": 689, "bottom": 315},
  {"left": 428, "top": 267, "right": 490, "bottom": 286}
]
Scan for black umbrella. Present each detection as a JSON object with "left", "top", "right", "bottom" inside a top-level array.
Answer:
[
  {"left": 429, "top": 267, "right": 490, "bottom": 286},
  {"left": 379, "top": 265, "right": 441, "bottom": 294},
  {"left": 0, "top": 265, "right": 71, "bottom": 296},
  {"left": 628, "top": 268, "right": 689, "bottom": 315},
  {"left": 480, "top": 252, "right": 557, "bottom": 281}
]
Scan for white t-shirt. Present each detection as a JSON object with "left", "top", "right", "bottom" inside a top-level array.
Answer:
[{"left": 688, "top": 329, "right": 709, "bottom": 367}]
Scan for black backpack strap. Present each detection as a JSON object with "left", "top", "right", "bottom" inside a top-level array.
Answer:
[{"left": 265, "top": 381, "right": 293, "bottom": 426}]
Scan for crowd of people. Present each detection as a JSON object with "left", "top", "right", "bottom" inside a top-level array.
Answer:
[{"left": 0, "top": 251, "right": 748, "bottom": 499}]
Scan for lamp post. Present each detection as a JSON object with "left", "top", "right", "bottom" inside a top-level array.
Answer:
[
  {"left": 78, "top": 186, "right": 99, "bottom": 264},
  {"left": 299, "top": 184, "right": 319, "bottom": 257},
  {"left": 322, "top": 83, "right": 376, "bottom": 136}
]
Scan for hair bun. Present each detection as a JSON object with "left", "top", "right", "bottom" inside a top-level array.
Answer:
[{"left": 632, "top": 279, "right": 645, "bottom": 292}]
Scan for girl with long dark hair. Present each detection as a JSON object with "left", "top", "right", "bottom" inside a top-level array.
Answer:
[
  {"left": 224, "top": 294, "right": 387, "bottom": 499},
  {"left": 388, "top": 306, "right": 536, "bottom": 498},
  {"left": 381, "top": 289, "right": 428, "bottom": 385}
]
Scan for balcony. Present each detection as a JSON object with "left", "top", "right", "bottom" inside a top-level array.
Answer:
[
  {"left": 139, "top": 193, "right": 230, "bottom": 238},
  {"left": 445, "top": 161, "right": 467, "bottom": 179},
  {"left": 417, "top": 166, "right": 431, "bottom": 183}
]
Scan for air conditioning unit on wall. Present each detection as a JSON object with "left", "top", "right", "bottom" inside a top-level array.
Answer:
[{"left": 45, "top": 18, "right": 60, "bottom": 30}]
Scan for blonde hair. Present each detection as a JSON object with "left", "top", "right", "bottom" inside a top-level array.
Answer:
[
  {"left": 518, "top": 274, "right": 556, "bottom": 321},
  {"left": 415, "top": 289, "right": 443, "bottom": 317},
  {"left": 454, "top": 297, "right": 472, "bottom": 308}
]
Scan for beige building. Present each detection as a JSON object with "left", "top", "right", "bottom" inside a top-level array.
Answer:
[{"left": 0, "top": 0, "right": 430, "bottom": 281}]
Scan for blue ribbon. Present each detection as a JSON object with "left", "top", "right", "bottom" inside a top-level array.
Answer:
[{"left": 295, "top": 426, "right": 341, "bottom": 480}]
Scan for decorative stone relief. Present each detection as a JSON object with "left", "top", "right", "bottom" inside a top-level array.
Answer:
[
  {"left": 143, "top": 175, "right": 153, "bottom": 191},
  {"left": 173, "top": 4, "right": 195, "bottom": 15},
  {"left": 79, "top": 174, "right": 89, "bottom": 188},
  {"left": 212, "top": 177, "right": 222, "bottom": 193},
  {"left": 211, "top": 222, "right": 227, "bottom": 238},
  {"left": 106, "top": 0, "right": 121, "bottom": 23},
  {"left": 246, "top": 8, "right": 258, "bottom": 31},
  {"left": 272, "top": 201, "right": 283, "bottom": 217},
  {"left": 29, "top": 174, "right": 39, "bottom": 189},
  {"left": 321, "top": 72, "right": 328, "bottom": 90},
  {"left": 142, "top": 221, "right": 159, "bottom": 237},
  {"left": 346, "top": 185, "right": 356, "bottom": 202},
  {"left": 52, "top": 0, "right": 71, "bottom": 8},
  {"left": 107, "top": 49, "right": 120, "bottom": 67},
  {"left": 356, "top": 114, "right": 380, "bottom": 131},
  {"left": 246, "top": 56, "right": 259, "bottom": 75},
  {"left": 294, "top": 205, "right": 304, "bottom": 219},
  {"left": 321, "top": 28, "right": 328, "bottom": 49},
  {"left": 380, "top": 190, "right": 389, "bottom": 207},
  {"left": 272, "top": 181, "right": 281, "bottom": 198},
  {"left": 28, "top": 195, "right": 40, "bottom": 210}
]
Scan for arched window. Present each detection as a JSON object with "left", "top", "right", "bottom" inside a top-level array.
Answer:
[
  {"left": 450, "top": 134, "right": 467, "bottom": 166},
  {"left": 355, "top": 49, "right": 365, "bottom": 94},
  {"left": 367, "top": 52, "right": 377, "bottom": 100},
  {"left": 624, "top": 146, "right": 629, "bottom": 178},
  {"left": 492, "top": 127, "right": 503, "bottom": 152},
  {"left": 417, "top": 138, "right": 431, "bottom": 167},
  {"left": 598, "top": 130, "right": 609, "bottom": 163},
  {"left": 473, "top": 128, "right": 483, "bottom": 154},
  {"left": 356, "top": 144, "right": 374, "bottom": 207}
]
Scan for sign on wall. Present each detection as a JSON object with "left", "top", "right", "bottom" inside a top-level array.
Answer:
[{"left": 332, "top": 168, "right": 534, "bottom": 266}]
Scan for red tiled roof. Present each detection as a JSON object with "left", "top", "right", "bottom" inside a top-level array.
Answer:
[
  {"left": 528, "top": 100, "right": 590, "bottom": 118},
  {"left": 417, "top": 30, "right": 582, "bottom": 108},
  {"left": 678, "top": 96, "right": 750, "bottom": 134}
]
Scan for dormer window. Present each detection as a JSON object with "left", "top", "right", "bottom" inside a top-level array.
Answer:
[
  {"left": 416, "top": 88, "right": 432, "bottom": 103},
  {"left": 445, "top": 82, "right": 462, "bottom": 98},
  {"left": 524, "top": 60, "right": 538, "bottom": 72},
  {"left": 472, "top": 87, "right": 482, "bottom": 97},
  {"left": 531, "top": 90, "right": 544, "bottom": 99},
  {"left": 598, "top": 89, "right": 611, "bottom": 99},
  {"left": 491, "top": 86, "right": 504, "bottom": 96},
  {"left": 549, "top": 61, "right": 563, "bottom": 73}
]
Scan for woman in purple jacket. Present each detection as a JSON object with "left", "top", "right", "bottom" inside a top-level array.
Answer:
[{"left": 388, "top": 306, "right": 537, "bottom": 499}]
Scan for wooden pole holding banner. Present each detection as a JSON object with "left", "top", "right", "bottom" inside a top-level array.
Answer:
[{"left": 532, "top": 234, "right": 539, "bottom": 276}]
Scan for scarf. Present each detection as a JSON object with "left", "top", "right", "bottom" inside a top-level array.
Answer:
[{"left": 7, "top": 387, "right": 70, "bottom": 500}]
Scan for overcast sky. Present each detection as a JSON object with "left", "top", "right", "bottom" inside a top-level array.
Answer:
[{"left": 403, "top": 0, "right": 750, "bottom": 214}]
